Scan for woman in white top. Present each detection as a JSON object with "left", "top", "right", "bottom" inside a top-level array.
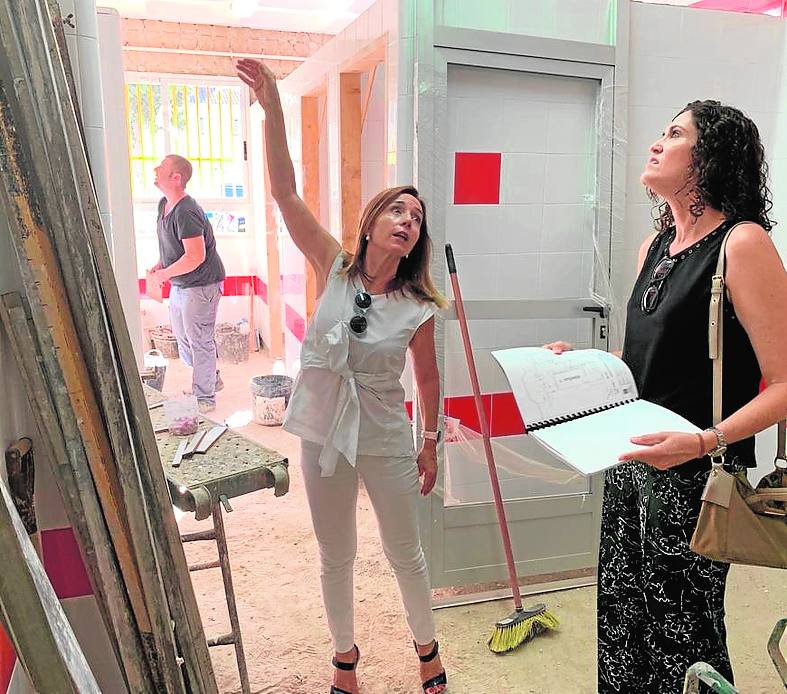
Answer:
[{"left": 237, "top": 59, "right": 448, "bottom": 694}]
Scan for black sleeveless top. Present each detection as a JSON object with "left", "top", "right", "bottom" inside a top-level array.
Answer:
[{"left": 622, "top": 221, "right": 761, "bottom": 468}]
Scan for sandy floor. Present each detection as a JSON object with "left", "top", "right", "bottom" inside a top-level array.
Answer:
[{"left": 161, "top": 351, "right": 787, "bottom": 694}]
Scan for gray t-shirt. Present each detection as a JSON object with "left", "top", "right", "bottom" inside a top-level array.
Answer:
[{"left": 157, "top": 195, "right": 226, "bottom": 288}]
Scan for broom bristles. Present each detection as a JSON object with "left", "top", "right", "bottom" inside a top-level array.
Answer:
[{"left": 487, "top": 605, "right": 559, "bottom": 653}]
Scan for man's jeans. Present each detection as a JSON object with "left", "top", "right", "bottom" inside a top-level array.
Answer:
[{"left": 169, "top": 283, "right": 221, "bottom": 404}]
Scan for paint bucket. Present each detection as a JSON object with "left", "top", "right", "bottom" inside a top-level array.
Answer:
[
  {"left": 141, "top": 349, "right": 168, "bottom": 391},
  {"left": 250, "top": 374, "right": 293, "bottom": 426}
]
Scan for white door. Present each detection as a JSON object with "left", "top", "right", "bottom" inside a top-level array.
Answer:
[{"left": 421, "top": 46, "right": 617, "bottom": 591}]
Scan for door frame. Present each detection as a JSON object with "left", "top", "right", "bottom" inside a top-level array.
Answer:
[{"left": 415, "top": 27, "right": 624, "bottom": 591}]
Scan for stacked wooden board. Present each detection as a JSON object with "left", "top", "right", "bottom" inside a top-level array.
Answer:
[{"left": 0, "top": 0, "right": 218, "bottom": 691}]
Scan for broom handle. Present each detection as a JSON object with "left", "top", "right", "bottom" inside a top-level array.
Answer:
[{"left": 445, "top": 244, "right": 523, "bottom": 610}]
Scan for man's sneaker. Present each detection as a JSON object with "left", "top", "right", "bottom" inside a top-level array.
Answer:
[
  {"left": 198, "top": 400, "right": 216, "bottom": 414},
  {"left": 215, "top": 370, "right": 224, "bottom": 392}
]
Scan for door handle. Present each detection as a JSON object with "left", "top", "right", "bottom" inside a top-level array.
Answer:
[{"left": 582, "top": 305, "right": 606, "bottom": 319}]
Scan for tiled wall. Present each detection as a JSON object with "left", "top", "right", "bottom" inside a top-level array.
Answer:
[
  {"left": 443, "top": 65, "right": 600, "bottom": 399},
  {"left": 436, "top": 0, "right": 617, "bottom": 45},
  {"left": 621, "top": 3, "right": 787, "bottom": 308}
]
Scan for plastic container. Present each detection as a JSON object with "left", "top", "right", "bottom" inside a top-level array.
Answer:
[
  {"left": 250, "top": 375, "right": 293, "bottom": 426},
  {"left": 151, "top": 325, "right": 179, "bottom": 359},
  {"left": 163, "top": 395, "right": 199, "bottom": 436},
  {"left": 141, "top": 349, "right": 168, "bottom": 391}
]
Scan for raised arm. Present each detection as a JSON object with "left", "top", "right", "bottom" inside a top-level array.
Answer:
[{"left": 236, "top": 58, "right": 340, "bottom": 286}]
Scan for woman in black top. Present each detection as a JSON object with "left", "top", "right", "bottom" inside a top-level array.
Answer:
[{"left": 546, "top": 100, "right": 787, "bottom": 692}]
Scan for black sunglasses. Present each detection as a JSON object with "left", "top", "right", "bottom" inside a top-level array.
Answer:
[
  {"left": 641, "top": 255, "right": 677, "bottom": 314},
  {"left": 350, "top": 289, "right": 372, "bottom": 334}
]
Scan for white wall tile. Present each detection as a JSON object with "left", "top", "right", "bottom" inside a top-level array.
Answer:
[
  {"left": 628, "top": 53, "right": 665, "bottom": 108},
  {"left": 448, "top": 96, "right": 506, "bottom": 151},
  {"left": 500, "top": 153, "right": 546, "bottom": 204},
  {"left": 543, "top": 154, "right": 595, "bottom": 205},
  {"left": 495, "top": 319, "right": 548, "bottom": 349},
  {"left": 541, "top": 204, "right": 594, "bottom": 253},
  {"left": 677, "top": 6, "right": 726, "bottom": 62},
  {"left": 629, "top": 2, "right": 683, "bottom": 59},
  {"left": 445, "top": 320, "right": 499, "bottom": 353},
  {"left": 451, "top": 253, "right": 499, "bottom": 300},
  {"left": 546, "top": 102, "right": 596, "bottom": 155},
  {"left": 497, "top": 253, "right": 540, "bottom": 299},
  {"left": 444, "top": 348, "right": 510, "bottom": 396},
  {"left": 498, "top": 204, "right": 543, "bottom": 254},
  {"left": 539, "top": 252, "right": 587, "bottom": 299},
  {"left": 446, "top": 205, "right": 505, "bottom": 255},
  {"left": 502, "top": 99, "right": 549, "bottom": 153}
]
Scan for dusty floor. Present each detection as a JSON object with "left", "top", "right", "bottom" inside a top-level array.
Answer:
[{"left": 161, "top": 351, "right": 787, "bottom": 694}]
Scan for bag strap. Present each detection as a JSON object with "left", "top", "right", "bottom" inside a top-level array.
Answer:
[{"left": 709, "top": 221, "right": 787, "bottom": 458}]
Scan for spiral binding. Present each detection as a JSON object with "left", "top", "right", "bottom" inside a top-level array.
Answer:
[{"left": 528, "top": 397, "right": 638, "bottom": 431}]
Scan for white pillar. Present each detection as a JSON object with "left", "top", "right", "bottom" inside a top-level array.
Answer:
[
  {"left": 96, "top": 6, "right": 144, "bottom": 366},
  {"left": 57, "top": 0, "right": 143, "bottom": 365}
]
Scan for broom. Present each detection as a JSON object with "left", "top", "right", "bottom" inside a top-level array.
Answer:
[{"left": 445, "top": 244, "right": 559, "bottom": 654}]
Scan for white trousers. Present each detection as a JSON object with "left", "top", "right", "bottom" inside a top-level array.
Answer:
[{"left": 300, "top": 439, "right": 436, "bottom": 653}]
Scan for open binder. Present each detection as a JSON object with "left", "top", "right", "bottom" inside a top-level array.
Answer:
[{"left": 492, "top": 347, "right": 701, "bottom": 476}]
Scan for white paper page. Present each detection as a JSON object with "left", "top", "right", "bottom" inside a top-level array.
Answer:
[
  {"left": 532, "top": 399, "right": 702, "bottom": 475},
  {"left": 492, "top": 347, "right": 638, "bottom": 427}
]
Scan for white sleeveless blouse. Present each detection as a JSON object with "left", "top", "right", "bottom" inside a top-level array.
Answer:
[{"left": 282, "top": 252, "right": 438, "bottom": 476}]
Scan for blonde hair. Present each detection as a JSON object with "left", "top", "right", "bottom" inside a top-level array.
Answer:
[
  {"left": 341, "top": 186, "right": 447, "bottom": 308},
  {"left": 166, "top": 154, "right": 193, "bottom": 186}
]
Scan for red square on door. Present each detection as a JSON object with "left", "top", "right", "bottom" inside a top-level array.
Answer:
[{"left": 453, "top": 152, "right": 501, "bottom": 204}]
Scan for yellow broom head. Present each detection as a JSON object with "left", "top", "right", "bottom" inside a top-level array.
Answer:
[{"left": 487, "top": 603, "right": 559, "bottom": 653}]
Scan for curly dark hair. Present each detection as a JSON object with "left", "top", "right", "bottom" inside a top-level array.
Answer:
[{"left": 649, "top": 100, "right": 774, "bottom": 233}]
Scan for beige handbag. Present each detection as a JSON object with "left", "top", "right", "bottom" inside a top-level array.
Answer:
[{"left": 689, "top": 224, "right": 787, "bottom": 568}]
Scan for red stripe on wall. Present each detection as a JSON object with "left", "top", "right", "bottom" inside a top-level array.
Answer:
[
  {"left": 254, "top": 276, "right": 268, "bottom": 303},
  {"left": 0, "top": 624, "right": 15, "bottom": 694},
  {"left": 444, "top": 392, "right": 526, "bottom": 436},
  {"left": 284, "top": 304, "right": 306, "bottom": 342},
  {"left": 405, "top": 392, "right": 526, "bottom": 438},
  {"left": 41, "top": 527, "right": 93, "bottom": 600},
  {"left": 139, "top": 275, "right": 260, "bottom": 300}
]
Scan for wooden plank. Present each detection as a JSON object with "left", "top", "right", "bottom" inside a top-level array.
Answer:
[
  {"left": 0, "top": 1, "right": 216, "bottom": 690},
  {"left": 0, "top": 477, "right": 101, "bottom": 693},
  {"left": 301, "top": 94, "right": 320, "bottom": 321},
  {"left": 0, "top": 84, "right": 161, "bottom": 684},
  {"left": 339, "top": 72, "right": 362, "bottom": 252},
  {"left": 0, "top": 293, "right": 152, "bottom": 690},
  {"left": 30, "top": 3, "right": 217, "bottom": 687}
]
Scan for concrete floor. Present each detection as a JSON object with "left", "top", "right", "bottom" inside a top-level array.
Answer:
[{"left": 162, "top": 350, "right": 787, "bottom": 693}]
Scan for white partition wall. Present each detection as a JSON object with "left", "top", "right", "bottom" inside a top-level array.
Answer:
[
  {"left": 412, "top": 0, "right": 621, "bottom": 588},
  {"left": 97, "top": 6, "right": 144, "bottom": 366},
  {"left": 411, "top": 0, "right": 787, "bottom": 591}
]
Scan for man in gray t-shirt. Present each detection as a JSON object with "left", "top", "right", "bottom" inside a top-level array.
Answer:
[{"left": 149, "top": 155, "right": 226, "bottom": 411}]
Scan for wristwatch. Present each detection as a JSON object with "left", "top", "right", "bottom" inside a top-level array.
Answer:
[
  {"left": 421, "top": 429, "right": 441, "bottom": 443},
  {"left": 703, "top": 426, "right": 728, "bottom": 459}
]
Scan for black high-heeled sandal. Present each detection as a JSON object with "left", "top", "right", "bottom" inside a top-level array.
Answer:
[
  {"left": 329, "top": 644, "right": 360, "bottom": 694},
  {"left": 414, "top": 640, "right": 447, "bottom": 693}
]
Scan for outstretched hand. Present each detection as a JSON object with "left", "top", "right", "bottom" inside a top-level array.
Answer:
[
  {"left": 619, "top": 431, "right": 703, "bottom": 470},
  {"left": 236, "top": 58, "right": 278, "bottom": 108}
]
